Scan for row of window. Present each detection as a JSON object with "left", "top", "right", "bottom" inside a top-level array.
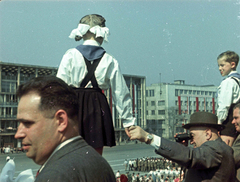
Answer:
[
  {"left": 0, "top": 107, "right": 17, "bottom": 116},
  {"left": 1, "top": 81, "right": 17, "bottom": 93},
  {"left": 175, "top": 100, "right": 216, "bottom": 107},
  {"left": 146, "top": 100, "right": 165, "bottom": 106},
  {"left": 147, "top": 119, "right": 165, "bottom": 125},
  {"left": 175, "top": 89, "right": 216, "bottom": 97},
  {"left": 146, "top": 110, "right": 166, "bottom": 115},
  {"left": 146, "top": 89, "right": 155, "bottom": 97},
  {"left": 0, "top": 94, "right": 17, "bottom": 103},
  {"left": 147, "top": 109, "right": 215, "bottom": 116},
  {"left": 147, "top": 89, "right": 216, "bottom": 98}
]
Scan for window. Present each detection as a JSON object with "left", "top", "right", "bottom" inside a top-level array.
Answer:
[
  {"left": 151, "top": 101, "right": 155, "bottom": 106},
  {"left": 13, "top": 107, "right": 17, "bottom": 116},
  {"left": 151, "top": 110, "right": 155, "bottom": 115},
  {"left": 146, "top": 111, "right": 148, "bottom": 115},
  {"left": 0, "top": 107, "right": 3, "bottom": 116},
  {"left": 158, "top": 120, "right": 165, "bottom": 124},
  {"left": 146, "top": 101, "right": 148, "bottom": 106},
  {"left": 213, "top": 92, "right": 216, "bottom": 98},
  {"left": 175, "top": 89, "right": 179, "bottom": 96},
  {"left": 158, "top": 110, "right": 165, "bottom": 115},
  {"left": 158, "top": 100, "right": 165, "bottom": 106},
  {"left": 184, "top": 90, "right": 187, "bottom": 94},
  {"left": 6, "top": 107, "right": 11, "bottom": 115},
  {"left": 149, "top": 90, "right": 155, "bottom": 97}
]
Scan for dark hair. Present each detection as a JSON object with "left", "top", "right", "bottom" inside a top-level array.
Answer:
[
  {"left": 16, "top": 76, "right": 79, "bottom": 121},
  {"left": 217, "top": 50, "right": 239, "bottom": 68},
  {"left": 234, "top": 103, "right": 240, "bottom": 111},
  {"left": 75, "top": 14, "right": 106, "bottom": 41}
]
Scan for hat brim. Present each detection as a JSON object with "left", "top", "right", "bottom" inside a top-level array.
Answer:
[{"left": 183, "top": 123, "right": 225, "bottom": 131}]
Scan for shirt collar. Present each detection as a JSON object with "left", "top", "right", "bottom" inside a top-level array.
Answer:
[
  {"left": 83, "top": 39, "right": 101, "bottom": 46},
  {"left": 228, "top": 71, "right": 237, "bottom": 76}
]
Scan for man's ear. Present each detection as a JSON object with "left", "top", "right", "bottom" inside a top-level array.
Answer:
[
  {"left": 205, "top": 128, "right": 212, "bottom": 140},
  {"left": 54, "top": 109, "right": 68, "bottom": 132}
]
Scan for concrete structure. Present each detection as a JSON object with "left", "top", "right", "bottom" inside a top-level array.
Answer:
[
  {"left": 146, "top": 80, "right": 217, "bottom": 140},
  {"left": 0, "top": 62, "right": 146, "bottom": 148}
]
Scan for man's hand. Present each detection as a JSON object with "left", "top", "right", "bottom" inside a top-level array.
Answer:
[
  {"left": 128, "top": 126, "right": 149, "bottom": 143},
  {"left": 174, "top": 133, "right": 189, "bottom": 147},
  {"left": 125, "top": 127, "right": 131, "bottom": 138}
]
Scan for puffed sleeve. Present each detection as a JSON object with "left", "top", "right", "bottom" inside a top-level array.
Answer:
[
  {"left": 107, "top": 59, "right": 136, "bottom": 128},
  {"left": 56, "top": 49, "right": 74, "bottom": 85}
]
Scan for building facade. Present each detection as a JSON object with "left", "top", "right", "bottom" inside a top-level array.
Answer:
[
  {"left": 146, "top": 80, "right": 217, "bottom": 140},
  {"left": 0, "top": 62, "right": 146, "bottom": 148}
]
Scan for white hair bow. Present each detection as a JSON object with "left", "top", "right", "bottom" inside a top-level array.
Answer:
[{"left": 69, "top": 24, "right": 110, "bottom": 42}]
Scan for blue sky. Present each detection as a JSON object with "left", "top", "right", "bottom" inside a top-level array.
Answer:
[{"left": 0, "top": 0, "right": 240, "bottom": 86}]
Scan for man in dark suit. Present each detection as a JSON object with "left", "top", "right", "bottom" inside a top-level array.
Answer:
[
  {"left": 232, "top": 103, "right": 240, "bottom": 181},
  {"left": 129, "top": 111, "right": 236, "bottom": 182},
  {"left": 14, "top": 76, "right": 115, "bottom": 182}
]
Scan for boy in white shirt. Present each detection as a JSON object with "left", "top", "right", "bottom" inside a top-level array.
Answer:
[{"left": 217, "top": 50, "right": 240, "bottom": 146}]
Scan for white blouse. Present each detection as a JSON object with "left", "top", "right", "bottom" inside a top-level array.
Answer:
[{"left": 57, "top": 40, "right": 136, "bottom": 128}]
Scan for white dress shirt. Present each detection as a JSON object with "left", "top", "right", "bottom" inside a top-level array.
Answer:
[
  {"left": 150, "top": 134, "right": 161, "bottom": 149},
  {"left": 57, "top": 40, "right": 136, "bottom": 128}
]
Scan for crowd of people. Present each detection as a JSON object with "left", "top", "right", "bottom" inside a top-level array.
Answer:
[
  {"left": 116, "top": 157, "right": 183, "bottom": 182},
  {"left": 124, "top": 158, "right": 179, "bottom": 173},
  {"left": 0, "top": 147, "right": 25, "bottom": 154}
]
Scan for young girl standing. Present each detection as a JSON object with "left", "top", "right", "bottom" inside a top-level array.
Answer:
[{"left": 57, "top": 14, "right": 136, "bottom": 155}]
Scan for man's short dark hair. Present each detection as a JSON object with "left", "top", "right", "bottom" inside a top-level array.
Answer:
[
  {"left": 233, "top": 103, "right": 240, "bottom": 111},
  {"left": 17, "top": 75, "right": 79, "bottom": 121}
]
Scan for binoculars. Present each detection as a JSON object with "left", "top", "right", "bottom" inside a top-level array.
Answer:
[{"left": 175, "top": 133, "right": 192, "bottom": 142}]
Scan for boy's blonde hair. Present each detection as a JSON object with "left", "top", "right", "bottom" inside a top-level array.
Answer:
[{"left": 217, "top": 51, "right": 239, "bottom": 68}]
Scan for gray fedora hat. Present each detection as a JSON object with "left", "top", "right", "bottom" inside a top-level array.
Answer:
[{"left": 183, "top": 111, "right": 225, "bottom": 131}]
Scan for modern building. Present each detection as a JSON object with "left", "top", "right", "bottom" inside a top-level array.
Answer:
[
  {"left": 0, "top": 62, "right": 58, "bottom": 148},
  {"left": 0, "top": 61, "right": 146, "bottom": 148},
  {"left": 146, "top": 80, "right": 217, "bottom": 140}
]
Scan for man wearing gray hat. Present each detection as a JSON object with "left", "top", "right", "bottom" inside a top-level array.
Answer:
[{"left": 129, "top": 111, "right": 236, "bottom": 182}]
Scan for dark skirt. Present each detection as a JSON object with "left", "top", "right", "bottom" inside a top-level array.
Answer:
[{"left": 74, "top": 87, "right": 116, "bottom": 148}]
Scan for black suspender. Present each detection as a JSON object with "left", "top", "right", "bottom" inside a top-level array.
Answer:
[
  {"left": 80, "top": 57, "right": 102, "bottom": 88},
  {"left": 231, "top": 77, "right": 240, "bottom": 87}
]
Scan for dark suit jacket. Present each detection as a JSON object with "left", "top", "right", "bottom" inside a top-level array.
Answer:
[
  {"left": 155, "top": 137, "right": 235, "bottom": 182},
  {"left": 233, "top": 135, "right": 240, "bottom": 181},
  {"left": 35, "top": 137, "right": 115, "bottom": 182}
]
